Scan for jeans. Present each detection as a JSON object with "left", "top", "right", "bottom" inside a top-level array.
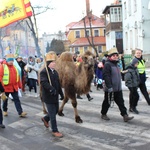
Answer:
[
  {"left": 3, "top": 91, "right": 23, "bottom": 115},
  {"left": 101, "top": 91, "right": 127, "bottom": 116},
  {"left": 44, "top": 103, "right": 59, "bottom": 132}
]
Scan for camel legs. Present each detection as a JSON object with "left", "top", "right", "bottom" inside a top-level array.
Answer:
[
  {"left": 71, "top": 99, "right": 83, "bottom": 123},
  {"left": 58, "top": 95, "right": 83, "bottom": 123},
  {"left": 58, "top": 96, "right": 69, "bottom": 116}
]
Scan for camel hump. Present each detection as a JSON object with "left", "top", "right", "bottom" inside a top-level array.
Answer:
[{"left": 58, "top": 51, "right": 74, "bottom": 62}]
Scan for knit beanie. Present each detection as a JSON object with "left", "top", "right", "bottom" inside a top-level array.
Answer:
[
  {"left": 6, "top": 58, "right": 14, "bottom": 62},
  {"left": 131, "top": 58, "right": 139, "bottom": 65},
  {"left": 6, "top": 53, "right": 14, "bottom": 62}
]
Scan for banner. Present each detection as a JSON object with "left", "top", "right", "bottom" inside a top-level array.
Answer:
[{"left": 0, "top": 0, "right": 32, "bottom": 28}]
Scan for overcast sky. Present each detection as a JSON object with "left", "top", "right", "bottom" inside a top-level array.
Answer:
[{"left": 30, "top": 0, "right": 113, "bottom": 36}]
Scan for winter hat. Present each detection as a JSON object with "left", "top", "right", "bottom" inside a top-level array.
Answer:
[
  {"left": 108, "top": 47, "right": 118, "bottom": 56},
  {"left": 6, "top": 53, "right": 14, "bottom": 62},
  {"left": 131, "top": 58, "right": 139, "bottom": 65},
  {"left": 45, "top": 51, "right": 57, "bottom": 61},
  {"left": 45, "top": 51, "right": 57, "bottom": 66}
]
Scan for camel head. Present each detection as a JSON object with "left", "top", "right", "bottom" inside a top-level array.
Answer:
[
  {"left": 81, "top": 50, "right": 95, "bottom": 69},
  {"left": 83, "top": 50, "right": 95, "bottom": 69},
  {"left": 75, "top": 51, "right": 95, "bottom": 94}
]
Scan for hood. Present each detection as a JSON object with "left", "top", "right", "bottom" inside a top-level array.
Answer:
[
  {"left": 126, "top": 64, "right": 136, "bottom": 70},
  {"left": 27, "top": 56, "right": 35, "bottom": 66}
]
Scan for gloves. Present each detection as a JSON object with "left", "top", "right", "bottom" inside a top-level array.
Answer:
[
  {"left": 108, "top": 88, "right": 113, "bottom": 93},
  {"left": 0, "top": 92, "right": 7, "bottom": 101},
  {"left": 50, "top": 87, "right": 57, "bottom": 96}
]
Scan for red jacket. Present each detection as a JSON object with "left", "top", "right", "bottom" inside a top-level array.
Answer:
[{"left": 0, "top": 63, "right": 22, "bottom": 92}]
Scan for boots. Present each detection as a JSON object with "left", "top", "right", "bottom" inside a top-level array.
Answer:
[
  {"left": 97, "top": 84, "right": 100, "bottom": 90},
  {"left": 129, "top": 107, "right": 139, "bottom": 114},
  {"left": 101, "top": 114, "right": 110, "bottom": 120},
  {"left": 86, "top": 93, "right": 93, "bottom": 101},
  {"left": 3, "top": 111, "right": 8, "bottom": 116},
  {"left": 52, "top": 132, "right": 63, "bottom": 138},
  {"left": 88, "top": 97, "right": 93, "bottom": 101},
  {"left": 123, "top": 115, "right": 134, "bottom": 122},
  {"left": 77, "top": 95, "right": 83, "bottom": 99},
  {"left": 19, "top": 112, "right": 27, "bottom": 117}
]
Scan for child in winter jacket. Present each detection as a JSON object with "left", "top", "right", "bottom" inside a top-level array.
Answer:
[{"left": 125, "top": 58, "right": 140, "bottom": 114}]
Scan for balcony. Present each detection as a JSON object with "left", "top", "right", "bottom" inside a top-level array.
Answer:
[{"left": 106, "top": 22, "right": 122, "bottom": 33}]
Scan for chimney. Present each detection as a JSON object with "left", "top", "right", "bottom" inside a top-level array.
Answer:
[{"left": 86, "top": 0, "right": 90, "bottom": 16}]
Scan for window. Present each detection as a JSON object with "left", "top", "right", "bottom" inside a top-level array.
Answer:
[
  {"left": 94, "top": 30, "right": 99, "bottom": 37},
  {"left": 133, "top": 0, "right": 137, "bottom": 12},
  {"left": 98, "top": 46, "right": 102, "bottom": 53},
  {"left": 116, "top": 32, "right": 123, "bottom": 39},
  {"left": 85, "top": 30, "right": 90, "bottom": 37},
  {"left": 84, "top": 46, "right": 88, "bottom": 51},
  {"left": 75, "top": 31, "right": 80, "bottom": 38},
  {"left": 130, "top": 30, "right": 133, "bottom": 49},
  {"left": 111, "top": 7, "right": 122, "bottom": 22},
  {"left": 135, "top": 25, "right": 138, "bottom": 48},
  {"left": 128, "top": 0, "right": 131, "bottom": 16},
  {"left": 103, "top": 29, "right": 106, "bottom": 36},
  {"left": 125, "top": 32, "right": 128, "bottom": 50},
  {"left": 74, "top": 47, "right": 79, "bottom": 54},
  {"left": 124, "top": 2, "right": 127, "bottom": 19}
]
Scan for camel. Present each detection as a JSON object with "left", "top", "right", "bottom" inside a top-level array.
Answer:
[{"left": 55, "top": 51, "right": 95, "bottom": 123}]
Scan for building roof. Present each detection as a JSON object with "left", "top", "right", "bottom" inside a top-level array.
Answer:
[
  {"left": 102, "top": 4, "right": 122, "bottom": 14},
  {"left": 70, "top": 36, "right": 106, "bottom": 47},
  {"left": 66, "top": 14, "right": 105, "bottom": 30}
]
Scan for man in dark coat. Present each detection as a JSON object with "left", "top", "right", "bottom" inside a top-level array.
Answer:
[
  {"left": 101, "top": 47, "right": 134, "bottom": 122},
  {"left": 40, "top": 51, "right": 64, "bottom": 138}
]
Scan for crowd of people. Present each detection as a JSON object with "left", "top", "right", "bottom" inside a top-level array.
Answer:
[{"left": 0, "top": 48, "right": 150, "bottom": 138}]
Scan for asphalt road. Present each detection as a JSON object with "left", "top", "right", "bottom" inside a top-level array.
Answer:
[{"left": 0, "top": 84, "right": 150, "bottom": 150}]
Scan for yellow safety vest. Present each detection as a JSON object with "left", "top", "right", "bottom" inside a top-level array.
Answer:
[
  {"left": 2, "top": 64, "right": 19, "bottom": 85},
  {"left": 137, "top": 60, "right": 145, "bottom": 74}
]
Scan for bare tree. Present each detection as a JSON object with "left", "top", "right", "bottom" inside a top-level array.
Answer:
[
  {"left": 0, "top": 1, "right": 53, "bottom": 57},
  {"left": 25, "top": 4, "right": 53, "bottom": 57},
  {"left": 83, "top": 12, "right": 98, "bottom": 57}
]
